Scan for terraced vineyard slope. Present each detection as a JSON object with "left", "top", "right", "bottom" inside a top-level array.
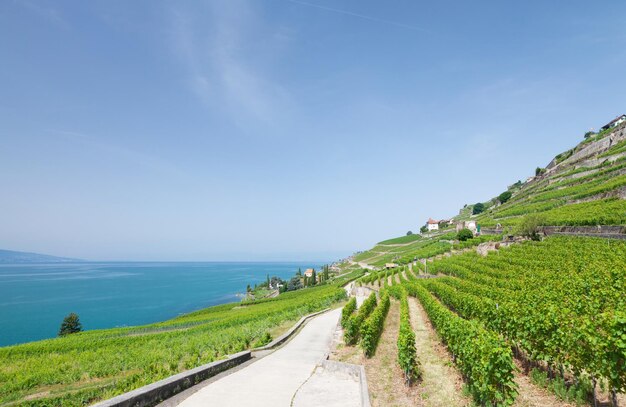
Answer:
[{"left": 473, "top": 121, "right": 626, "bottom": 228}]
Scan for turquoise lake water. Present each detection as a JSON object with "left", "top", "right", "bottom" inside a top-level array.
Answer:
[{"left": 0, "top": 262, "right": 322, "bottom": 347}]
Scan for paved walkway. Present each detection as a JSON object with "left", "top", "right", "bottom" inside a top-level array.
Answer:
[{"left": 177, "top": 308, "right": 343, "bottom": 407}]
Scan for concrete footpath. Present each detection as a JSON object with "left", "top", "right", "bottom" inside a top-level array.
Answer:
[{"left": 175, "top": 308, "right": 361, "bottom": 406}]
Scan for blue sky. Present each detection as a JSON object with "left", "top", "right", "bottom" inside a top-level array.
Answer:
[{"left": 1, "top": 1, "right": 625, "bottom": 261}]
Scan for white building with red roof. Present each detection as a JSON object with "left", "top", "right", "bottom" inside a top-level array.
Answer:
[{"left": 426, "top": 218, "right": 439, "bottom": 232}]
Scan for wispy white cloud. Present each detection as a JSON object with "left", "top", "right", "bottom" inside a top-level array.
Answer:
[
  {"left": 14, "top": 0, "right": 68, "bottom": 28},
  {"left": 170, "top": 1, "right": 293, "bottom": 128},
  {"left": 47, "top": 129, "right": 188, "bottom": 177},
  {"left": 284, "top": 0, "right": 429, "bottom": 33}
]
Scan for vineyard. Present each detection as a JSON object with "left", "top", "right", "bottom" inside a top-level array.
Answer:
[
  {"left": 472, "top": 123, "right": 626, "bottom": 229},
  {"left": 0, "top": 284, "right": 347, "bottom": 407},
  {"left": 353, "top": 236, "right": 625, "bottom": 406}
]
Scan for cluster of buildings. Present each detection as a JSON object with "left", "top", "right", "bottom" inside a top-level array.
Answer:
[{"left": 424, "top": 218, "right": 477, "bottom": 233}]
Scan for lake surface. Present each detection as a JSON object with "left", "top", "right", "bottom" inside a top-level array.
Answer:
[{"left": 0, "top": 262, "right": 322, "bottom": 347}]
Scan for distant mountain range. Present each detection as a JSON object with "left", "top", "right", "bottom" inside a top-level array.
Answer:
[{"left": 0, "top": 249, "right": 83, "bottom": 264}]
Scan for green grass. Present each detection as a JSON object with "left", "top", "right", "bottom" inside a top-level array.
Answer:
[
  {"left": 0, "top": 284, "right": 347, "bottom": 406},
  {"left": 377, "top": 234, "right": 423, "bottom": 245}
]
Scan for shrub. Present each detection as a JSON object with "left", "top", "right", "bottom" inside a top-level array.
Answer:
[
  {"left": 457, "top": 228, "right": 474, "bottom": 241},
  {"left": 472, "top": 202, "right": 485, "bottom": 215},
  {"left": 535, "top": 167, "right": 546, "bottom": 176},
  {"left": 406, "top": 231, "right": 413, "bottom": 236},
  {"left": 58, "top": 313, "right": 82, "bottom": 336},
  {"left": 515, "top": 214, "right": 546, "bottom": 241},
  {"left": 498, "top": 191, "right": 512, "bottom": 204}
]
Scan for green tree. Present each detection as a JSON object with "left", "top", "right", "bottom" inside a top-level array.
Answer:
[
  {"left": 515, "top": 214, "right": 546, "bottom": 241},
  {"left": 420, "top": 225, "right": 428, "bottom": 234},
  {"left": 266, "top": 274, "right": 270, "bottom": 287},
  {"left": 498, "top": 191, "right": 512, "bottom": 204},
  {"left": 287, "top": 276, "right": 303, "bottom": 291},
  {"left": 406, "top": 231, "right": 413, "bottom": 236},
  {"left": 58, "top": 313, "right": 82, "bottom": 337},
  {"left": 323, "top": 265, "right": 329, "bottom": 282},
  {"left": 457, "top": 228, "right": 474, "bottom": 241},
  {"left": 535, "top": 167, "right": 546, "bottom": 176},
  {"left": 472, "top": 202, "right": 485, "bottom": 215},
  {"left": 311, "top": 269, "right": 317, "bottom": 285}
]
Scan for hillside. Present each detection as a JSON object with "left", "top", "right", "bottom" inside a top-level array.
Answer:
[
  {"left": 0, "top": 249, "right": 82, "bottom": 264},
  {"left": 470, "top": 120, "right": 626, "bottom": 228},
  {"left": 333, "top": 119, "right": 626, "bottom": 407},
  {"left": 352, "top": 118, "right": 626, "bottom": 268}
]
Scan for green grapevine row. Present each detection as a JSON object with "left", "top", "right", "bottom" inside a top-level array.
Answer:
[
  {"left": 341, "top": 297, "right": 357, "bottom": 328},
  {"left": 344, "top": 292, "right": 377, "bottom": 345},
  {"left": 360, "top": 291, "right": 390, "bottom": 357},
  {"left": 406, "top": 282, "right": 517, "bottom": 406},
  {"left": 396, "top": 288, "right": 420, "bottom": 385}
]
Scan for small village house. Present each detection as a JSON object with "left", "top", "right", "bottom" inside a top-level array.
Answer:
[
  {"left": 304, "top": 268, "right": 314, "bottom": 278},
  {"left": 600, "top": 114, "right": 626, "bottom": 131},
  {"left": 426, "top": 218, "right": 439, "bottom": 231}
]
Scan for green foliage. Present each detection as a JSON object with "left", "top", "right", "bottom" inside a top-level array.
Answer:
[
  {"left": 472, "top": 202, "right": 485, "bottom": 215},
  {"left": 535, "top": 167, "right": 546, "bottom": 176},
  {"left": 453, "top": 234, "right": 501, "bottom": 250},
  {"left": 341, "top": 297, "right": 357, "bottom": 328},
  {"left": 514, "top": 214, "right": 546, "bottom": 240},
  {"left": 344, "top": 292, "right": 377, "bottom": 345},
  {"left": 423, "top": 237, "right": 626, "bottom": 396},
  {"left": 287, "top": 276, "right": 303, "bottom": 291},
  {"left": 0, "top": 285, "right": 346, "bottom": 406},
  {"left": 378, "top": 234, "right": 422, "bottom": 245},
  {"left": 397, "top": 290, "right": 421, "bottom": 385},
  {"left": 406, "top": 231, "right": 413, "bottom": 236},
  {"left": 554, "top": 148, "right": 574, "bottom": 164},
  {"left": 360, "top": 291, "right": 390, "bottom": 357},
  {"left": 456, "top": 228, "right": 473, "bottom": 242},
  {"left": 58, "top": 313, "right": 82, "bottom": 337},
  {"left": 252, "top": 332, "right": 272, "bottom": 348},
  {"left": 406, "top": 282, "right": 517, "bottom": 406},
  {"left": 530, "top": 369, "right": 591, "bottom": 405},
  {"left": 498, "top": 191, "right": 512, "bottom": 204},
  {"left": 420, "top": 225, "right": 428, "bottom": 234}
]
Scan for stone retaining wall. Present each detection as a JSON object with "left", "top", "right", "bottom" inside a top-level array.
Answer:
[
  {"left": 481, "top": 226, "right": 626, "bottom": 239},
  {"left": 91, "top": 351, "right": 251, "bottom": 407}
]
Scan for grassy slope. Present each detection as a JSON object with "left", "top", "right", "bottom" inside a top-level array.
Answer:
[{"left": 0, "top": 284, "right": 349, "bottom": 407}]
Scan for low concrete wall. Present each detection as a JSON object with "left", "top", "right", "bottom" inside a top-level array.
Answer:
[
  {"left": 91, "top": 351, "right": 251, "bottom": 407},
  {"left": 482, "top": 226, "right": 626, "bottom": 239},
  {"left": 92, "top": 309, "right": 333, "bottom": 407},
  {"left": 254, "top": 308, "right": 330, "bottom": 351}
]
